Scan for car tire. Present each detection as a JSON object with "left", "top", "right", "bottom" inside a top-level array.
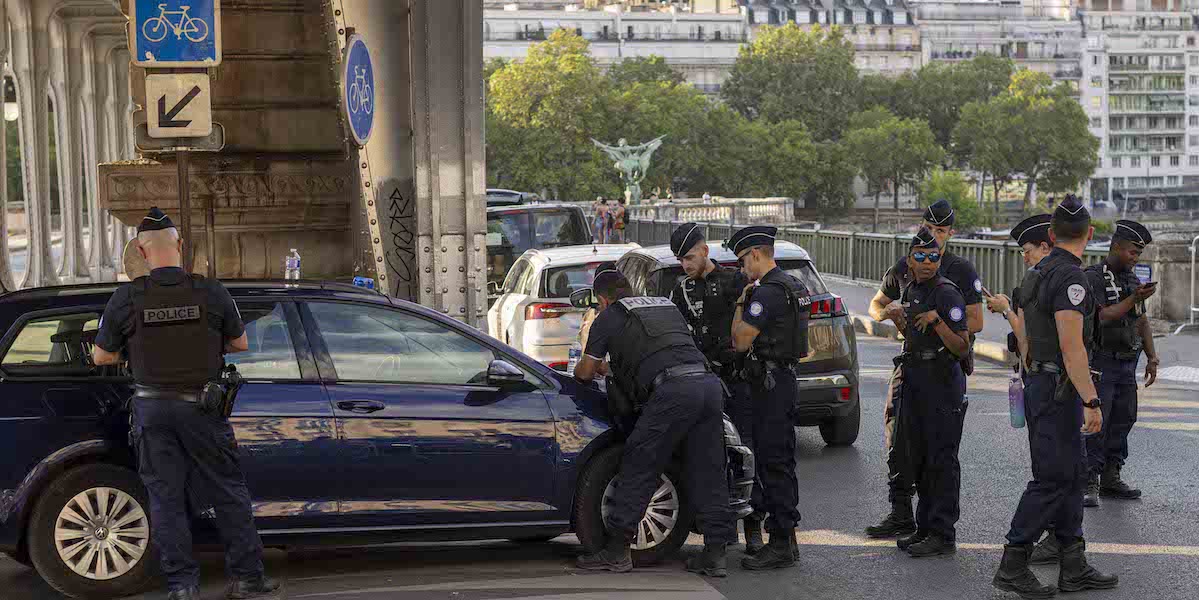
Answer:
[
  {"left": 2, "top": 549, "right": 33, "bottom": 568},
  {"left": 27, "top": 463, "right": 157, "bottom": 599},
  {"left": 573, "top": 445, "right": 693, "bottom": 566},
  {"left": 819, "top": 400, "right": 861, "bottom": 447}
]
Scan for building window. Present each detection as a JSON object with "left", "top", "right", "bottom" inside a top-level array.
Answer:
[
  {"left": 1151, "top": 156, "right": 1161, "bottom": 167},
  {"left": 1091, "top": 97, "right": 1101, "bottom": 108},
  {"left": 1131, "top": 156, "right": 1142, "bottom": 167},
  {"left": 1091, "top": 76, "right": 1103, "bottom": 88},
  {"left": 1192, "top": 55, "right": 1199, "bottom": 66},
  {"left": 1112, "top": 156, "right": 1122, "bottom": 168},
  {"left": 1191, "top": 116, "right": 1199, "bottom": 127},
  {"left": 1171, "top": 155, "right": 1181, "bottom": 166},
  {"left": 1090, "top": 117, "right": 1103, "bottom": 128},
  {"left": 1192, "top": 75, "right": 1199, "bottom": 87},
  {"left": 1191, "top": 135, "right": 1199, "bottom": 145},
  {"left": 1092, "top": 55, "right": 1099, "bottom": 66},
  {"left": 1168, "top": 176, "right": 1179, "bottom": 186},
  {"left": 1191, "top": 155, "right": 1199, "bottom": 166}
]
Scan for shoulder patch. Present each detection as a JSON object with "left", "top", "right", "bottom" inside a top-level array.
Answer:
[
  {"left": 949, "top": 306, "right": 964, "bottom": 322},
  {"left": 1067, "top": 284, "right": 1086, "bottom": 306},
  {"left": 748, "top": 301, "right": 764, "bottom": 317},
  {"left": 973, "top": 279, "right": 983, "bottom": 293}
]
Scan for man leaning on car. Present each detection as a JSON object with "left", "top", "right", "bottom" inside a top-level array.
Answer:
[{"left": 92, "top": 207, "right": 279, "bottom": 600}]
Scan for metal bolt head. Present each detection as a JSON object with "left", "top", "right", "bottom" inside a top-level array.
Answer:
[{"left": 459, "top": 246, "right": 465, "bottom": 252}]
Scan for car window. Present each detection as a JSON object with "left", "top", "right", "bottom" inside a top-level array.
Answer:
[
  {"left": 620, "top": 256, "right": 651, "bottom": 294},
  {"left": 532, "top": 209, "right": 590, "bottom": 248},
  {"left": 543, "top": 262, "right": 604, "bottom": 298},
  {"left": 224, "top": 303, "right": 301, "bottom": 380},
  {"left": 778, "top": 260, "right": 829, "bottom": 294},
  {"left": 1, "top": 312, "right": 101, "bottom": 376},
  {"left": 503, "top": 259, "right": 529, "bottom": 293},
  {"left": 488, "top": 211, "right": 532, "bottom": 255},
  {"left": 516, "top": 262, "right": 539, "bottom": 295},
  {"left": 309, "top": 302, "right": 496, "bottom": 385}
]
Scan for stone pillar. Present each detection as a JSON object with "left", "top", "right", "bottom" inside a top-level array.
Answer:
[{"left": 9, "top": 0, "right": 54, "bottom": 287}]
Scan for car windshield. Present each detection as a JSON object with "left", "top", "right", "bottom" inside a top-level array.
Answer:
[
  {"left": 654, "top": 259, "right": 828, "bottom": 296},
  {"left": 543, "top": 262, "right": 604, "bottom": 298}
]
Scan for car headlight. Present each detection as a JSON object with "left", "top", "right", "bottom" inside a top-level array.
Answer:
[{"left": 722, "top": 416, "right": 743, "bottom": 446}]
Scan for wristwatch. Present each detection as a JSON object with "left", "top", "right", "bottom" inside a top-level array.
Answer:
[
  {"left": 1082, "top": 397, "right": 1101, "bottom": 409},
  {"left": 1002, "top": 309, "right": 1013, "bottom": 319}
]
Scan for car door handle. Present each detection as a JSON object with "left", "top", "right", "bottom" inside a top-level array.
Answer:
[{"left": 336, "top": 400, "right": 386, "bottom": 414}]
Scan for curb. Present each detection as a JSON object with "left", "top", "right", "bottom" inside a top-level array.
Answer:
[{"left": 849, "top": 313, "right": 1014, "bottom": 366}]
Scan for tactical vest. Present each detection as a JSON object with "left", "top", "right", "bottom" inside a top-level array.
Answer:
[
  {"left": 129, "top": 274, "right": 225, "bottom": 389},
  {"left": 678, "top": 266, "right": 741, "bottom": 363},
  {"left": 748, "top": 272, "right": 811, "bottom": 363},
  {"left": 608, "top": 296, "right": 701, "bottom": 395},
  {"left": 1019, "top": 257, "right": 1095, "bottom": 365},
  {"left": 1088, "top": 262, "right": 1142, "bottom": 354},
  {"left": 901, "top": 276, "right": 960, "bottom": 353}
]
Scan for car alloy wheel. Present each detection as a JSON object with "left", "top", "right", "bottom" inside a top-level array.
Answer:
[
  {"left": 601, "top": 474, "right": 679, "bottom": 551},
  {"left": 53, "top": 486, "right": 149, "bottom": 581}
]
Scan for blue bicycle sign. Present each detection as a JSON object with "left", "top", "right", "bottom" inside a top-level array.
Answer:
[
  {"left": 342, "top": 35, "right": 375, "bottom": 146},
  {"left": 132, "top": 0, "right": 222, "bottom": 67}
]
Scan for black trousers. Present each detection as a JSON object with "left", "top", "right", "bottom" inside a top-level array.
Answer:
[
  {"left": 132, "top": 397, "right": 265, "bottom": 591},
  {"left": 604, "top": 373, "right": 735, "bottom": 545},
  {"left": 898, "top": 362, "right": 966, "bottom": 541},
  {"left": 724, "top": 379, "right": 763, "bottom": 518},
  {"left": 1087, "top": 354, "right": 1139, "bottom": 476},
  {"left": 750, "top": 368, "right": 800, "bottom": 533},
  {"left": 884, "top": 366, "right": 916, "bottom": 505}
]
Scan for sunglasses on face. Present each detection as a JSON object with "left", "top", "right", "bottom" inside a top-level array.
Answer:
[
  {"left": 737, "top": 251, "right": 751, "bottom": 268},
  {"left": 912, "top": 251, "right": 942, "bottom": 264}
]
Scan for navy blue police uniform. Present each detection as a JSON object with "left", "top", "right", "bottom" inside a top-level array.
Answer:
[
  {"left": 1006, "top": 214, "right": 1054, "bottom": 365},
  {"left": 727, "top": 226, "right": 811, "bottom": 569},
  {"left": 1083, "top": 220, "right": 1152, "bottom": 500},
  {"left": 95, "top": 208, "right": 269, "bottom": 598},
  {"left": 893, "top": 228, "right": 969, "bottom": 556},
  {"left": 583, "top": 266, "right": 734, "bottom": 554}
]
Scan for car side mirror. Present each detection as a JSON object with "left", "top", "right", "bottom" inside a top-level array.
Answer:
[
  {"left": 570, "top": 287, "right": 597, "bottom": 309},
  {"left": 487, "top": 359, "right": 526, "bottom": 385},
  {"left": 487, "top": 281, "right": 503, "bottom": 296}
]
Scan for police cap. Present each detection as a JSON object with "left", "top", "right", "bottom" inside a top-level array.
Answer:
[
  {"left": 1052, "top": 194, "right": 1090, "bottom": 225},
  {"left": 592, "top": 261, "right": 622, "bottom": 291},
  {"left": 910, "top": 226, "right": 941, "bottom": 250},
  {"left": 1112, "top": 220, "right": 1152, "bottom": 248},
  {"left": 137, "top": 206, "right": 176, "bottom": 234},
  {"left": 725, "top": 225, "right": 777, "bottom": 256},
  {"left": 670, "top": 223, "right": 704, "bottom": 258},
  {"left": 1011, "top": 213, "right": 1052, "bottom": 246},
  {"left": 922, "top": 198, "right": 955, "bottom": 227}
]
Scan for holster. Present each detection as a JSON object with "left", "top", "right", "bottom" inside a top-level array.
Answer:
[
  {"left": 200, "top": 365, "right": 244, "bottom": 418},
  {"left": 606, "top": 375, "right": 635, "bottom": 419}
]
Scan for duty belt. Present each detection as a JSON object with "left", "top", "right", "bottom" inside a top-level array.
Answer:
[
  {"left": 1027, "top": 361, "right": 1063, "bottom": 375},
  {"left": 133, "top": 385, "right": 200, "bottom": 403},
  {"left": 895, "top": 349, "right": 944, "bottom": 364},
  {"left": 762, "top": 360, "right": 797, "bottom": 372},
  {"left": 649, "top": 363, "right": 709, "bottom": 395},
  {"left": 1098, "top": 350, "right": 1141, "bottom": 362}
]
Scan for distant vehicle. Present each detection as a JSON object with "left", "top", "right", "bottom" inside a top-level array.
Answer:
[
  {"left": 1091, "top": 199, "right": 1117, "bottom": 215},
  {"left": 488, "top": 244, "right": 639, "bottom": 371},
  {"left": 614, "top": 240, "right": 862, "bottom": 446},
  {"left": 486, "top": 203, "right": 593, "bottom": 303},
  {"left": 485, "top": 188, "right": 534, "bottom": 207}
]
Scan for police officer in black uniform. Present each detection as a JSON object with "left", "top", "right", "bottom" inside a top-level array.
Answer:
[
  {"left": 667, "top": 224, "right": 763, "bottom": 552},
  {"left": 866, "top": 199, "right": 984, "bottom": 539},
  {"left": 728, "top": 226, "right": 811, "bottom": 570},
  {"left": 992, "top": 196, "right": 1118, "bottom": 599},
  {"left": 890, "top": 228, "right": 971, "bottom": 558},
  {"left": 1083, "top": 219, "right": 1158, "bottom": 506},
  {"left": 986, "top": 214, "right": 1055, "bottom": 361},
  {"left": 93, "top": 208, "right": 278, "bottom": 600},
  {"left": 574, "top": 263, "right": 734, "bottom": 577}
]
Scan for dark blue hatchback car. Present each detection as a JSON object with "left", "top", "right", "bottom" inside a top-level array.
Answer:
[{"left": 0, "top": 280, "right": 753, "bottom": 598}]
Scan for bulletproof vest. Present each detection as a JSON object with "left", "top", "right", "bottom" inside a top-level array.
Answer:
[
  {"left": 1088, "top": 262, "right": 1142, "bottom": 354},
  {"left": 678, "top": 266, "right": 740, "bottom": 362},
  {"left": 748, "top": 271, "right": 811, "bottom": 362},
  {"left": 608, "top": 296, "right": 700, "bottom": 394},
  {"left": 129, "top": 274, "right": 225, "bottom": 389},
  {"left": 901, "top": 276, "right": 959, "bottom": 353},
  {"left": 1019, "top": 257, "right": 1095, "bottom": 365}
]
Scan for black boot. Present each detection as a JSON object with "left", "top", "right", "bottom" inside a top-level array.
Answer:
[
  {"left": 1057, "top": 539, "right": 1118, "bottom": 592},
  {"left": 168, "top": 587, "right": 201, "bottom": 600},
  {"left": 906, "top": 532, "right": 956, "bottom": 558},
  {"left": 743, "top": 518, "right": 765, "bottom": 556},
  {"left": 1100, "top": 463, "right": 1142, "bottom": 499},
  {"left": 865, "top": 499, "right": 916, "bottom": 538},
  {"left": 226, "top": 576, "right": 280, "bottom": 599},
  {"left": 1028, "top": 533, "right": 1061, "bottom": 565},
  {"left": 897, "top": 529, "right": 929, "bottom": 552},
  {"left": 992, "top": 544, "right": 1057, "bottom": 599},
  {"left": 577, "top": 534, "right": 633, "bottom": 573},
  {"left": 685, "top": 543, "right": 728, "bottom": 578},
  {"left": 741, "top": 528, "right": 797, "bottom": 570},
  {"left": 1083, "top": 473, "right": 1101, "bottom": 508}
]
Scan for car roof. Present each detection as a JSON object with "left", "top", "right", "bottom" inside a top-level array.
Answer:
[
  {"left": 630, "top": 240, "right": 812, "bottom": 266},
  {"left": 521, "top": 244, "right": 640, "bottom": 267},
  {"left": 486, "top": 203, "right": 584, "bottom": 214}
]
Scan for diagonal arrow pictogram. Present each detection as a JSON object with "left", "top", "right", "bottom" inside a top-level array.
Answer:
[{"left": 158, "top": 85, "right": 201, "bottom": 128}]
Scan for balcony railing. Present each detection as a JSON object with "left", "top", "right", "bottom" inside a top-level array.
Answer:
[
  {"left": 855, "top": 43, "right": 919, "bottom": 52},
  {"left": 1108, "top": 63, "right": 1187, "bottom": 72},
  {"left": 489, "top": 31, "right": 750, "bottom": 43}
]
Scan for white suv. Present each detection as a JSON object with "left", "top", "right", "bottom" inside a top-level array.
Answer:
[{"left": 488, "top": 244, "right": 638, "bottom": 370}]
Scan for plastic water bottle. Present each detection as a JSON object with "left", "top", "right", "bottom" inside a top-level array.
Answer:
[
  {"left": 567, "top": 341, "right": 582, "bottom": 374},
  {"left": 1008, "top": 374, "right": 1026, "bottom": 429},
  {"left": 284, "top": 249, "right": 302, "bottom": 280}
]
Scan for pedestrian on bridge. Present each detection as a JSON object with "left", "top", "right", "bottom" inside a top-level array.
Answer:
[{"left": 865, "top": 199, "right": 984, "bottom": 541}]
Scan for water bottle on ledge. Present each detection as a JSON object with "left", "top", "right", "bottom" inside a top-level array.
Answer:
[{"left": 284, "top": 249, "right": 302, "bottom": 280}]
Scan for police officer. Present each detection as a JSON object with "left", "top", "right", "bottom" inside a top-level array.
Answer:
[
  {"left": 891, "top": 228, "right": 971, "bottom": 557},
  {"left": 573, "top": 263, "right": 734, "bottom": 577},
  {"left": 93, "top": 208, "right": 278, "bottom": 600},
  {"left": 865, "top": 199, "right": 984, "bottom": 539},
  {"left": 728, "top": 226, "right": 811, "bottom": 570},
  {"left": 992, "top": 196, "right": 1118, "bottom": 598},
  {"left": 986, "top": 214, "right": 1054, "bottom": 359},
  {"left": 667, "top": 223, "right": 763, "bottom": 552},
  {"left": 1083, "top": 220, "right": 1158, "bottom": 506}
]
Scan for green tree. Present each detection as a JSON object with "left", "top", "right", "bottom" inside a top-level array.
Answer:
[
  {"left": 954, "top": 97, "right": 1020, "bottom": 222},
  {"left": 919, "top": 168, "right": 983, "bottom": 230},
  {"left": 846, "top": 109, "right": 944, "bottom": 230},
  {"left": 606, "top": 56, "right": 685, "bottom": 88},
  {"left": 721, "top": 23, "right": 859, "bottom": 141}
]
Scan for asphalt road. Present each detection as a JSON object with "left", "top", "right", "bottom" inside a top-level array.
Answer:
[{"left": 2, "top": 336, "right": 1197, "bottom": 600}]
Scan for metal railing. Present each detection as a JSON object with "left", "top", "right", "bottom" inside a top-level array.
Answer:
[
  {"left": 627, "top": 217, "right": 1107, "bottom": 296},
  {"left": 621, "top": 199, "right": 795, "bottom": 227},
  {"left": 1176, "top": 235, "right": 1199, "bottom": 335}
]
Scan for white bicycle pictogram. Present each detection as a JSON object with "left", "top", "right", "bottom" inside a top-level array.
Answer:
[
  {"left": 141, "top": 3, "right": 210, "bottom": 43},
  {"left": 348, "top": 66, "right": 373, "bottom": 116}
]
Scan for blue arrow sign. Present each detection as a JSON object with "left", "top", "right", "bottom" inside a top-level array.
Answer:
[
  {"left": 342, "top": 35, "right": 375, "bottom": 146},
  {"left": 132, "top": 0, "right": 222, "bottom": 67}
]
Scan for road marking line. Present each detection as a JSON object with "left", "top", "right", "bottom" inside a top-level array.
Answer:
[
  {"left": 1136, "top": 422, "right": 1199, "bottom": 431},
  {"left": 1141, "top": 399, "right": 1199, "bottom": 409}
]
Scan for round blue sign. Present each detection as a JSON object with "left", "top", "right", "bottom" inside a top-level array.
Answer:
[{"left": 342, "top": 35, "right": 374, "bottom": 146}]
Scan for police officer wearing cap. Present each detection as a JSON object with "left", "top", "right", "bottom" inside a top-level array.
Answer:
[
  {"left": 987, "top": 214, "right": 1055, "bottom": 360},
  {"left": 992, "top": 195, "right": 1118, "bottom": 599},
  {"left": 574, "top": 263, "right": 734, "bottom": 577},
  {"left": 728, "top": 225, "right": 811, "bottom": 570},
  {"left": 667, "top": 224, "right": 763, "bottom": 551},
  {"left": 93, "top": 208, "right": 278, "bottom": 600},
  {"left": 865, "top": 198, "right": 985, "bottom": 540},
  {"left": 890, "top": 228, "right": 971, "bottom": 558},
  {"left": 1082, "top": 219, "right": 1158, "bottom": 506}
]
